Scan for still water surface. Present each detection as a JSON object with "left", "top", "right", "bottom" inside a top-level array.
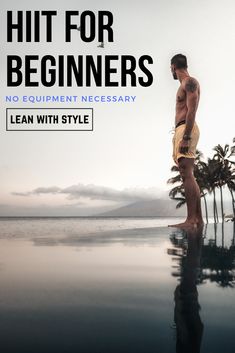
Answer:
[{"left": 0, "top": 217, "right": 234, "bottom": 353}]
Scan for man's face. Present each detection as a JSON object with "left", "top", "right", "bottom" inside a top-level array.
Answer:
[{"left": 170, "top": 64, "right": 178, "bottom": 80}]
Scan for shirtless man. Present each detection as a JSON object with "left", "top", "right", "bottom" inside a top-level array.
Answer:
[{"left": 169, "top": 54, "right": 204, "bottom": 229}]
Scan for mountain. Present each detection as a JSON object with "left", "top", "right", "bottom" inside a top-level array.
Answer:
[{"left": 95, "top": 199, "right": 186, "bottom": 217}]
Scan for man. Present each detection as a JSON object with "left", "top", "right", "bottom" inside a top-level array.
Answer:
[{"left": 169, "top": 54, "right": 204, "bottom": 229}]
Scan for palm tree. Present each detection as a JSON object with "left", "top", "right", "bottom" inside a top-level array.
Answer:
[
  {"left": 223, "top": 159, "right": 235, "bottom": 220},
  {"left": 199, "top": 158, "right": 220, "bottom": 223},
  {"left": 168, "top": 139, "right": 235, "bottom": 224},
  {"left": 167, "top": 165, "right": 186, "bottom": 209},
  {"left": 169, "top": 187, "right": 186, "bottom": 209},
  {"left": 194, "top": 154, "right": 210, "bottom": 223},
  {"left": 226, "top": 138, "right": 235, "bottom": 219},
  {"left": 167, "top": 150, "right": 209, "bottom": 220},
  {"left": 213, "top": 140, "right": 235, "bottom": 222}
]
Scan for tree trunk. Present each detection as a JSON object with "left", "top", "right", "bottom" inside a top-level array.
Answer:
[
  {"left": 233, "top": 222, "right": 235, "bottom": 246},
  {"left": 228, "top": 187, "right": 235, "bottom": 218},
  {"left": 202, "top": 194, "right": 208, "bottom": 223},
  {"left": 213, "top": 222, "right": 217, "bottom": 244},
  {"left": 220, "top": 185, "right": 224, "bottom": 222},
  {"left": 212, "top": 189, "right": 215, "bottom": 223},
  {"left": 222, "top": 221, "right": 224, "bottom": 247},
  {"left": 215, "top": 191, "right": 219, "bottom": 222},
  {"left": 212, "top": 189, "right": 218, "bottom": 223}
]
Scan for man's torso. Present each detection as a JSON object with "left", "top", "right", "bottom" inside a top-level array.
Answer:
[{"left": 175, "top": 77, "right": 200, "bottom": 126}]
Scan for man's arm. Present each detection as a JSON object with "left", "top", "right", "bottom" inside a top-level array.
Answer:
[
  {"left": 178, "top": 77, "right": 199, "bottom": 154},
  {"left": 183, "top": 77, "right": 199, "bottom": 137}
]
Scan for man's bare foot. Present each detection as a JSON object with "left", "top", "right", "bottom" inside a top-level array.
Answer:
[{"left": 168, "top": 219, "right": 204, "bottom": 229}]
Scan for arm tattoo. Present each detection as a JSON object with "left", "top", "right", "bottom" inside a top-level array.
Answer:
[{"left": 185, "top": 78, "right": 197, "bottom": 93}]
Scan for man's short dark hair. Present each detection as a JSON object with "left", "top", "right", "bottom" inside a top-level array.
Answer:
[{"left": 171, "top": 54, "right": 188, "bottom": 69}]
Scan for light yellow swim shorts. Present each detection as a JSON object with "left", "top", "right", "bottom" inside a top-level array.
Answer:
[{"left": 172, "top": 122, "right": 200, "bottom": 166}]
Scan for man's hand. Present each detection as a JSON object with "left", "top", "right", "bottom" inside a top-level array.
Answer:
[{"left": 179, "top": 139, "right": 190, "bottom": 154}]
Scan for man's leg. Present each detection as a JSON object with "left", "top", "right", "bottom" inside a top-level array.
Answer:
[{"left": 168, "top": 157, "right": 203, "bottom": 228}]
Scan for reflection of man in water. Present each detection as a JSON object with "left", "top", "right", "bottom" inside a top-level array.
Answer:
[
  {"left": 173, "top": 228, "right": 204, "bottom": 353},
  {"left": 169, "top": 54, "right": 204, "bottom": 229}
]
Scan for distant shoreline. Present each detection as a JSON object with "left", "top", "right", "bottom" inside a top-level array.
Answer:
[{"left": 0, "top": 216, "right": 185, "bottom": 219}]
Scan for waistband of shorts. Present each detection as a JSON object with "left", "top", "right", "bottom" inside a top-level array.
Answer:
[{"left": 175, "top": 120, "right": 186, "bottom": 129}]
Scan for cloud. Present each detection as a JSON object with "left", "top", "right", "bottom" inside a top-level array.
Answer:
[
  {"left": 12, "top": 186, "right": 61, "bottom": 196},
  {"left": 12, "top": 192, "right": 31, "bottom": 196},
  {"left": 32, "top": 186, "right": 62, "bottom": 194},
  {"left": 12, "top": 183, "right": 166, "bottom": 203}
]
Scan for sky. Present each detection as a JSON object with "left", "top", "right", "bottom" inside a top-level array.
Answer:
[{"left": 0, "top": 0, "right": 235, "bottom": 216}]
